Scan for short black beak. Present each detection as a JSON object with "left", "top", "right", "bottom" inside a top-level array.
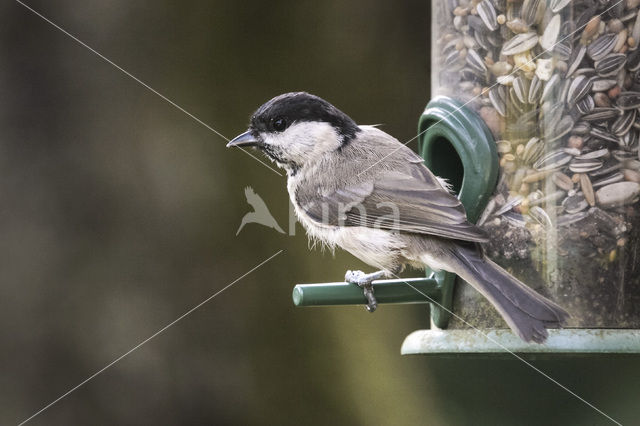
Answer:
[{"left": 226, "top": 130, "right": 260, "bottom": 148}]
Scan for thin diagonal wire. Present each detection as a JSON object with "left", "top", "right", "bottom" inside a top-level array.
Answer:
[
  {"left": 389, "top": 272, "right": 622, "bottom": 426},
  {"left": 15, "top": 0, "right": 283, "bottom": 177},
  {"left": 17, "top": 250, "right": 284, "bottom": 426},
  {"left": 357, "top": 0, "right": 625, "bottom": 177}
]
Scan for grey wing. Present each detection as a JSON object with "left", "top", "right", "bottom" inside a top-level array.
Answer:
[{"left": 299, "top": 165, "right": 489, "bottom": 243}]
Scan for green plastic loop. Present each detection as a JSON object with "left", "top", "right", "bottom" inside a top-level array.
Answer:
[{"left": 418, "top": 96, "right": 499, "bottom": 328}]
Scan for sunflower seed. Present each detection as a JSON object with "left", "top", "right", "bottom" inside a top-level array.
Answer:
[
  {"left": 595, "top": 182, "right": 640, "bottom": 208},
  {"left": 541, "top": 102, "right": 564, "bottom": 131},
  {"left": 540, "top": 14, "right": 561, "bottom": 52},
  {"left": 573, "top": 121, "right": 592, "bottom": 135},
  {"left": 517, "top": 108, "right": 541, "bottom": 127},
  {"left": 512, "top": 76, "right": 528, "bottom": 104},
  {"left": 617, "top": 91, "right": 640, "bottom": 110},
  {"left": 467, "top": 14, "right": 486, "bottom": 33},
  {"left": 587, "top": 33, "right": 618, "bottom": 62},
  {"left": 554, "top": 41, "right": 572, "bottom": 61},
  {"left": 567, "top": 75, "right": 593, "bottom": 106},
  {"left": 633, "top": 8, "right": 640, "bottom": 43},
  {"left": 566, "top": 45, "right": 587, "bottom": 78},
  {"left": 549, "top": 115, "right": 574, "bottom": 142},
  {"left": 501, "top": 32, "right": 539, "bottom": 56},
  {"left": 577, "top": 148, "right": 610, "bottom": 160},
  {"left": 594, "top": 53, "right": 627, "bottom": 77},
  {"left": 522, "top": 137, "right": 544, "bottom": 164},
  {"left": 582, "top": 107, "right": 619, "bottom": 122},
  {"left": 510, "top": 89, "right": 525, "bottom": 114},
  {"left": 503, "top": 211, "right": 529, "bottom": 227},
  {"left": 570, "top": 158, "right": 604, "bottom": 173},
  {"left": 613, "top": 150, "right": 638, "bottom": 161},
  {"left": 521, "top": 0, "right": 540, "bottom": 25},
  {"left": 563, "top": 194, "right": 589, "bottom": 214},
  {"left": 530, "top": 205, "right": 553, "bottom": 228},
  {"left": 444, "top": 50, "right": 463, "bottom": 68},
  {"left": 477, "top": 0, "right": 499, "bottom": 31},
  {"left": 590, "top": 127, "right": 620, "bottom": 144},
  {"left": 592, "top": 171, "right": 625, "bottom": 188},
  {"left": 474, "top": 29, "right": 492, "bottom": 51},
  {"left": 476, "top": 197, "right": 497, "bottom": 227},
  {"left": 489, "top": 86, "right": 507, "bottom": 117},
  {"left": 461, "top": 68, "right": 483, "bottom": 82},
  {"left": 466, "top": 49, "right": 487, "bottom": 74},
  {"left": 549, "top": 0, "right": 571, "bottom": 14},
  {"left": 528, "top": 75, "right": 542, "bottom": 104},
  {"left": 558, "top": 78, "right": 571, "bottom": 105},
  {"left": 591, "top": 78, "right": 618, "bottom": 92},
  {"left": 590, "top": 161, "right": 623, "bottom": 177},
  {"left": 627, "top": 49, "right": 640, "bottom": 72},
  {"left": 534, "top": 149, "right": 572, "bottom": 171},
  {"left": 542, "top": 73, "right": 561, "bottom": 101},
  {"left": 612, "top": 110, "right": 637, "bottom": 137},
  {"left": 620, "top": 130, "right": 639, "bottom": 148},
  {"left": 576, "top": 95, "right": 595, "bottom": 114},
  {"left": 494, "top": 194, "right": 524, "bottom": 215},
  {"left": 487, "top": 31, "right": 504, "bottom": 48},
  {"left": 574, "top": 67, "right": 597, "bottom": 78}
]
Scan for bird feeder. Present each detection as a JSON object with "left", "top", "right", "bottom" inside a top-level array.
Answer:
[{"left": 294, "top": 0, "right": 640, "bottom": 355}]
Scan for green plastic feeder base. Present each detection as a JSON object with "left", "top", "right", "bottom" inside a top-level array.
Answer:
[{"left": 401, "top": 329, "right": 640, "bottom": 356}]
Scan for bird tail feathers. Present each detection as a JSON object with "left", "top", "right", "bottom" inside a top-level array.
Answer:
[{"left": 450, "top": 245, "right": 569, "bottom": 343}]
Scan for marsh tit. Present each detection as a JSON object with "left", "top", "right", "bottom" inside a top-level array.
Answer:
[{"left": 227, "top": 92, "right": 568, "bottom": 343}]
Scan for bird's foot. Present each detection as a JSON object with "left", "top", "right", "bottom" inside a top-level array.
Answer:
[{"left": 344, "top": 270, "right": 386, "bottom": 312}]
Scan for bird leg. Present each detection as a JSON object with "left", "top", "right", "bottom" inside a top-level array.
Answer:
[{"left": 344, "top": 270, "right": 387, "bottom": 312}]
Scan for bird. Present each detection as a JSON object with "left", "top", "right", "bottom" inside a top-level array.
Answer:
[
  {"left": 226, "top": 92, "right": 569, "bottom": 343},
  {"left": 236, "top": 186, "right": 285, "bottom": 235}
]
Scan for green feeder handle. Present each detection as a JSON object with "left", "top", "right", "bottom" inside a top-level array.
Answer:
[
  {"left": 417, "top": 96, "right": 498, "bottom": 328},
  {"left": 292, "top": 96, "right": 498, "bottom": 327}
]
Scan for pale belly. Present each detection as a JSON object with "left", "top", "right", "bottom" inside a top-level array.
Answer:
[
  {"left": 294, "top": 202, "right": 406, "bottom": 271},
  {"left": 288, "top": 175, "right": 406, "bottom": 272}
]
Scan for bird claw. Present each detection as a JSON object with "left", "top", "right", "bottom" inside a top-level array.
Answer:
[
  {"left": 345, "top": 270, "right": 383, "bottom": 312},
  {"left": 362, "top": 285, "right": 377, "bottom": 312},
  {"left": 344, "top": 270, "right": 367, "bottom": 285}
]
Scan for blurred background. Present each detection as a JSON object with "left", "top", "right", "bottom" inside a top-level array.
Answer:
[{"left": 1, "top": 1, "right": 638, "bottom": 425}]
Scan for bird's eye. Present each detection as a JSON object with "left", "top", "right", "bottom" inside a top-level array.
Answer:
[{"left": 272, "top": 117, "right": 287, "bottom": 132}]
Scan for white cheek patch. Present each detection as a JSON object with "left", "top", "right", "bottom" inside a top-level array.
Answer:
[{"left": 261, "top": 121, "right": 342, "bottom": 164}]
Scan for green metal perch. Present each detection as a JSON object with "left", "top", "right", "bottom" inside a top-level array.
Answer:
[{"left": 292, "top": 277, "right": 440, "bottom": 307}]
